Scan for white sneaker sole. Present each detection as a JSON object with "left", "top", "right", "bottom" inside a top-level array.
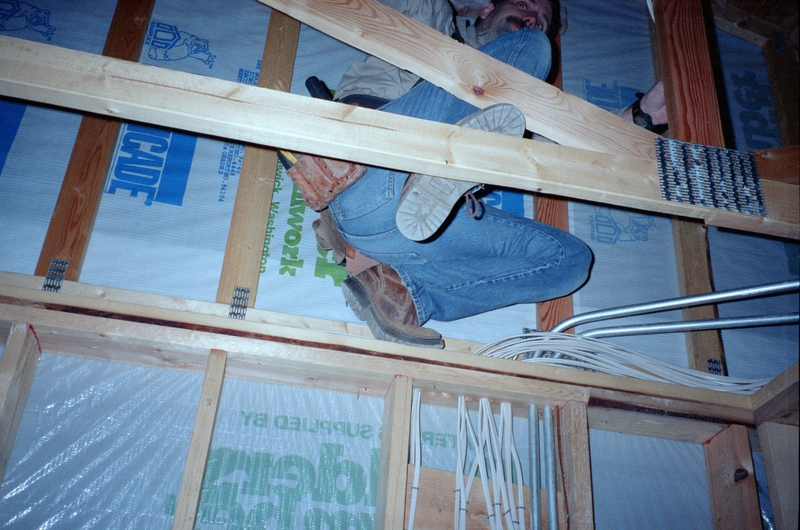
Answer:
[{"left": 395, "top": 103, "right": 525, "bottom": 241}]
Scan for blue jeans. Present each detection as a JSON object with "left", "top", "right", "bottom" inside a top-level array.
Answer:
[{"left": 329, "top": 29, "right": 593, "bottom": 323}]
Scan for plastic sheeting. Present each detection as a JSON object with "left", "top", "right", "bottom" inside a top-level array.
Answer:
[{"left": 0, "top": 354, "right": 384, "bottom": 529}]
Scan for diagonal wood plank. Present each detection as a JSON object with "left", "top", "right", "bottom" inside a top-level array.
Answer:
[
  {"left": 1, "top": 36, "right": 796, "bottom": 239},
  {"left": 259, "top": 0, "right": 658, "bottom": 161},
  {"left": 216, "top": 11, "right": 300, "bottom": 307},
  {"left": 33, "top": 0, "right": 155, "bottom": 281},
  {"left": 654, "top": 0, "right": 726, "bottom": 375}
]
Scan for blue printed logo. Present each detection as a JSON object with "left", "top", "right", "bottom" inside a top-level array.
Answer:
[
  {"left": 106, "top": 124, "right": 197, "bottom": 207},
  {"left": 730, "top": 71, "right": 780, "bottom": 150},
  {"left": 145, "top": 21, "right": 215, "bottom": 68},
  {"left": 484, "top": 188, "right": 525, "bottom": 217},
  {"left": 0, "top": 0, "right": 55, "bottom": 40},
  {"left": 583, "top": 80, "right": 640, "bottom": 113},
  {"left": 590, "top": 207, "right": 655, "bottom": 244}
]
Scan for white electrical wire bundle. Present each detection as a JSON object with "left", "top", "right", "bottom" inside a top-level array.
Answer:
[
  {"left": 455, "top": 397, "right": 527, "bottom": 530},
  {"left": 408, "top": 388, "right": 422, "bottom": 530},
  {"left": 474, "top": 332, "right": 773, "bottom": 394}
]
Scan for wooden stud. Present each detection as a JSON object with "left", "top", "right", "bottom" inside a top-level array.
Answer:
[
  {"left": 703, "top": 424, "right": 761, "bottom": 530},
  {"left": 757, "top": 422, "right": 799, "bottom": 530},
  {"left": 654, "top": 0, "right": 727, "bottom": 374},
  {"left": 557, "top": 401, "right": 594, "bottom": 529},
  {"left": 3, "top": 37, "right": 796, "bottom": 239},
  {"left": 536, "top": 34, "right": 574, "bottom": 332},
  {"left": 216, "top": 12, "right": 300, "bottom": 306},
  {"left": 375, "top": 375, "right": 414, "bottom": 530},
  {"left": 752, "top": 362, "right": 799, "bottom": 426},
  {"left": 172, "top": 348, "right": 228, "bottom": 530},
  {"left": 762, "top": 38, "right": 799, "bottom": 148},
  {"left": 754, "top": 145, "right": 800, "bottom": 186},
  {"left": 0, "top": 321, "right": 41, "bottom": 484},
  {"left": 33, "top": 0, "right": 155, "bottom": 281}
]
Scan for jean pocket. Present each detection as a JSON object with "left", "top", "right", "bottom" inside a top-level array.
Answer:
[{"left": 331, "top": 168, "right": 399, "bottom": 221}]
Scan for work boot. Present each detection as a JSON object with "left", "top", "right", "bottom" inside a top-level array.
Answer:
[
  {"left": 287, "top": 155, "right": 366, "bottom": 211},
  {"left": 395, "top": 103, "right": 526, "bottom": 241},
  {"left": 312, "top": 209, "right": 379, "bottom": 277},
  {"left": 342, "top": 263, "right": 444, "bottom": 348}
]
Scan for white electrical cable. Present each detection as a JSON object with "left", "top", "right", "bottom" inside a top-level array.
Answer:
[
  {"left": 474, "top": 332, "right": 772, "bottom": 393},
  {"left": 408, "top": 388, "right": 422, "bottom": 529}
]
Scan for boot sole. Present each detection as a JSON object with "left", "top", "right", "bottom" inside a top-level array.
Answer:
[
  {"left": 342, "top": 277, "right": 444, "bottom": 348},
  {"left": 395, "top": 103, "right": 526, "bottom": 241}
]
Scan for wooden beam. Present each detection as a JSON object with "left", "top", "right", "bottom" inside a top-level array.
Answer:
[
  {"left": 704, "top": 424, "right": 761, "bottom": 530},
  {"left": 654, "top": 0, "right": 728, "bottom": 374},
  {"left": 755, "top": 145, "right": 800, "bottom": 185},
  {"left": 216, "top": 12, "right": 300, "bottom": 307},
  {"left": 752, "top": 362, "right": 799, "bottom": 426},
  {"left": 536, "top": 35, "right": 574, "bottom": 332},
  {"left": 757, "top": 422, "right": 799, "bottom": 530},
  {"left": 2, "top": 37, "right": 796, "bottom": 239},
  {"left": 172, "top": 348, "right": 228, "bottom": 530},
  {"left": 762, "top": 38, "right": 800, "bottom": 147},
  {"left": 587, "top": 406, "right": 728, "bottom": 444},
  {"left": 0, "top": 276, "right": 759, "bottom": 423},
  {"left": 259, "top": 0, "right": 658, "bottom": 161},
  {"left": 557, "top": 401, "right": 594, "bottom": 529},
  {"left": 33, "top": 0, "right": 155, "bottom": 281},
  {"left": 376, "top": 375, "right": 413, "bottom": 530},
  {"left": 0, "top": 321, "right": 41, "bottom": 484}
]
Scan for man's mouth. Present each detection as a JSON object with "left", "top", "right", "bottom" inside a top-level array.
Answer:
[{"left": 506, "top": 16, "right": 526, "bottom": 30}]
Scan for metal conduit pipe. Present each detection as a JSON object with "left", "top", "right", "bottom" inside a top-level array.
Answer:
[
  {"left": 543, "top": 406, "right": 558, "bottom": 530},
  {"left": 549, "top": 280, "right": 799, "bottom": 334},
  {"left": 529, "top": 404, "right": 541, "bottom": 530},
  {"left": 578, "top": 313, "right": 799, "bottom": 339}
]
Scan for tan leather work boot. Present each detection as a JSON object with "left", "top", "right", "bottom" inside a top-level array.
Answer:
[
  {"left": 342, "top": 263, "right": 444, "bottom": 348},
  {"left": 312, "top": 209, "right": 379, "bottom": 277},
  {"left": 287, "top": 156, "right": 366, "bottom": 211}
]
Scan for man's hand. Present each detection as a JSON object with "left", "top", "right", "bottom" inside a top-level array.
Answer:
[{"left": 622, "top": 80, "right": 667, "bottom": 127}]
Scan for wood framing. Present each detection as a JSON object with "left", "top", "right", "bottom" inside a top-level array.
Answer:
[
  {"left": 216, "top": 11, "right": 300, "bottom": 307},
  {"left": 0, "top": 321, "right": 41, "bottom": 483},
  {"left": 173, "top": 349, "right": 228, "bottom": 530},
  {"left": 33, "top": 0, "right": 155, "bottom": 282},
  {"left": 0, "top": 0, "right": 798, "bottom": 527},
  {"left": 1, "top": 36, "right": 797, "bottom": 239}
]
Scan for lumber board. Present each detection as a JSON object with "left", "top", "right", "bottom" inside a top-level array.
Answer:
[
  {"left": 376, "top": 375, "right": 413, "bottom": 529},
  {"left": 536, "top": 35, "right": 574, "bottom": 332},
  {"left": 751, "top": 362, "right": 799, "bottom": 426},
  {"left": 587, "top": 406, "right": 728, "bottom": 444},
  {"left": 757, "top": 422, "right": 799, "bottom": 530},
  {"left": 0, "top": 321, "right": 41, "bottom": 484},
  {"left": 216, "top": 12, "right": 300, "bottom": 307},
  {"left": 557, "top": 401, "right": 593, "bottom": 529},
  {"left": 762, "top": 39, "right": 800, "bottom": 147},
  {"left": 172, "top": 348, "right": 228, "bottom": 530},
  {"left": 33, "top": 0, "right": 155, "bottom": 281},
  {"left": 654, "top": 0, "right": 728, "bottom": 374},
  {"left": 703, "top": 424, "right": 761, "bottom": 530},
  {"left": 755, "top": 145, "right": 800, "bottom": 186},
  {"left": 1, "top": 37, "right": 796, "bottom": 239},
  {"left": 259, "top": 0, "right": 658, "bottom": 161},
  {"left": 0, "top": 284, "right": 757, "bottom": 424}
]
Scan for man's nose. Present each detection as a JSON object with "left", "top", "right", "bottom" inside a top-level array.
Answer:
[{"left": 522, "top": 14, "right": 538, "bottom": 29}]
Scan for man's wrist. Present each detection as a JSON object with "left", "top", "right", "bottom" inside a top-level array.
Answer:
[{"left": 631, "top": 92, "right": 656, "bottom": 131}]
